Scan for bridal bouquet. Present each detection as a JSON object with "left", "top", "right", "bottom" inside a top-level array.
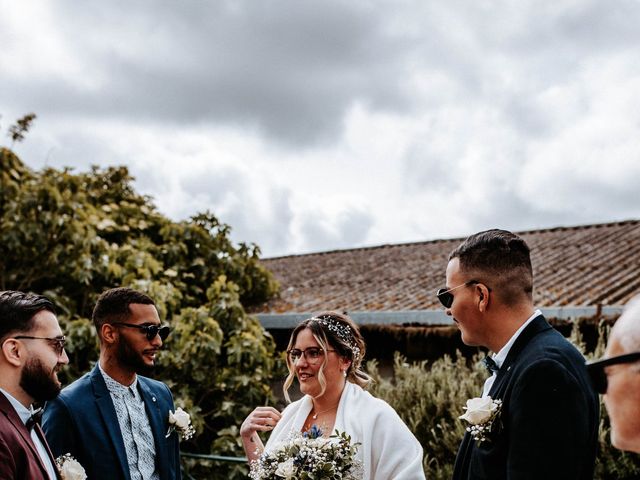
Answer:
[{"left": 249, "top": 426, "right": 363, "bottom": 480}]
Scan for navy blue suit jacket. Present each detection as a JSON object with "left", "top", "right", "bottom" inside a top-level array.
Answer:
[
  {"left": 453, "top": 315, "right": 599, "bottom": 480},
  {"left": 42, "top": 364, "right": 181, "bottom": 480}
]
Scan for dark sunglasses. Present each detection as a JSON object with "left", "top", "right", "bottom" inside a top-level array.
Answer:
[
  {"left": 112, "top": 322, "right": 171, "bottom": 341},
  {"left": 586, "top": 352, "right": 640, "bottom": 394},
  {"left": 14, "top": 335, "right": 66, "bottom": 357},
  {"left": 436, "top": 280, "right": 480, "bottom": 308}
]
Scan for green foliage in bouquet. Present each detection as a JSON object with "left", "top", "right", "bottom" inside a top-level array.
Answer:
[{"left": 0, "top": 143, "right": 281, "bottom": 479}]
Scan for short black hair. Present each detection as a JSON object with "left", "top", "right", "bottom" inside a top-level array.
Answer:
[
  {"left": 0, "top": 291, "right": 56, "bottom": 341},
  {"left": 449, "top": 229, "right": 533, "bottom": 305},
  {"left": 92, "top": 287, "right": 155, "bottom": 333}
]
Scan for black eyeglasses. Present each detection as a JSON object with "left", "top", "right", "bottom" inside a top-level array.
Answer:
[
  {"left": 13, "top": 335, "right": 66, "bottom": 357},
  {"left": 111, "top": 323, "right": 171, "bottom": 341},
  {"left": 436, "top": 280, "right": 480, "bottom": 308},
  {"left": 586, "top": 352, "right": 640, "bottom": 394},
  {"left": 287, "top": 347, "right": 335, "bottom": 364}
]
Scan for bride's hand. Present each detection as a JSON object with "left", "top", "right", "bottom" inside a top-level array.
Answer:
[{"left": 240, "top": 406, "right": 282, "bottom": 439}]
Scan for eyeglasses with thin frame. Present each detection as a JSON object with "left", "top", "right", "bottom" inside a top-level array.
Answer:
[
  {"left": 586, "top": 352, "right": 640, "bottom": 394},
  {"left": 13, "top": 335, "right": 66, "bottom": 357},
  {"left": 287, "top": 347, "right": 336, "bottom": 365},
  {"left": 111, "top": 322, "right": 171, "bottom": 341},
  {"left": 436, "top": 280, "right": 480, "bottom": 308}
]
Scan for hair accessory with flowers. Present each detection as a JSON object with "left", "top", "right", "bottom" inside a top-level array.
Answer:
[
  {"left": 166, "top": 407, "right": 195, "bottom": 441},
  {"left": 55, "top": 453, "right": 87, "bottom": 480},
  {"left": 459, "top": 396, "right": 502, "bottom": 444},
  {"left": 311, "top": 316, "right": 361, "bottom": 361},
  {"left": 249, "top": 425, "right": 363, "bottom": 479}
]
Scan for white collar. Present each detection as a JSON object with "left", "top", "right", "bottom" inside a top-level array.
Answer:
[
  {"left": 0, "top": 387, "right": 33, "bottom": 425},
  {"left": 492, "top": 309, "right": 541, "bottom": 368}
]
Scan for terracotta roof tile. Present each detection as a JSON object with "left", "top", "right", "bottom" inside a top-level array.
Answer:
[{"left": 252, "top": 220, "right": 640, "bottom": 313}]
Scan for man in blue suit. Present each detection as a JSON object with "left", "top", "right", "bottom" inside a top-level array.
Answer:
[
  {"left": 441, "top": 230, "right": 599, "bottom": 479},
  {"left": 43, "top": 288, "right": 182, "bottom": 480}
]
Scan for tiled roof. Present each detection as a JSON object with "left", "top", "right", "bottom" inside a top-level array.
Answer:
[{"left": 252, "top": 220, "right": 640, "bottom": 313}]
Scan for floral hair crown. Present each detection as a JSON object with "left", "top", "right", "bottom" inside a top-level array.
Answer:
[{"left": 310, "top": 316, "right": 361, "bottom": 362}]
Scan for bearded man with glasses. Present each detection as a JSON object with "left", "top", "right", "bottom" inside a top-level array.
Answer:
[
  {"left": 587, "top": 294, "right": 640, "bottom": 453},
  {"left": 0, "top": 290, "right": 68, "bottom": 480},
  {"left": 43, "top": 287, "right": 181, "bottom": 480},
  {"left": 445, "top": 230, "right": 599, "bottom": 480}
]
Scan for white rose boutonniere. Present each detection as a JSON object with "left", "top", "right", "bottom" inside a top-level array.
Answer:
[
  {"left": 459, "top": 396, "right": 502, "bottom": 444},
  {"left": 55, "top": 453, "right": 87, "bottom": 480},
  {"left": 166, "top": 407, "right": 195, "bottom": 440}
]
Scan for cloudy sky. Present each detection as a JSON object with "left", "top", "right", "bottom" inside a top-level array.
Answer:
[{"left": 2, "top": 1, "right": 640, "bottom": 257}]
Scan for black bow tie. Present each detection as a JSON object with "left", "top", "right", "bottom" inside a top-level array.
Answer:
[
  {"left": 26, "top": 407, "right": 43, "bottom": 430},
  {"left": 482, "top": 356, "right": 500, "bottom": 374}
]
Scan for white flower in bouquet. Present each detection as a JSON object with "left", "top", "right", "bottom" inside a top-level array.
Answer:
[
  {"left": 249, "top": 425, "right": 363, "bottom": 480},
  {"left": 166, "top": 407, "right": 195, "bottom": 440},
  {"left": 55, "top": 453, "right": 87, "bottom": 480},
  {"left": 274, "top": 458, "right": 295, "bottom": 479},
  {"left": 459, "top": 396, "right": 502, "bottom": 444}
]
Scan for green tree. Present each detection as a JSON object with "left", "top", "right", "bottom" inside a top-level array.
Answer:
[{"left": 0, "top": 141, "right": 280, "bottom": 479}]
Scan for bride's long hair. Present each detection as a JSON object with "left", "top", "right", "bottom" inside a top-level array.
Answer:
[{"left": 283, "top": 311, "right": 371, "bottom": 402}]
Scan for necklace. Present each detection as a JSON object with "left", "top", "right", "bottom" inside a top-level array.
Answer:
[{"left": 311, "top": 402, "right": 339, "bottom": 420}]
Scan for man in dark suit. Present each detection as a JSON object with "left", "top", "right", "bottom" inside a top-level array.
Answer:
[
  {"left": 43, "top": 287, "right": 182, "bottom": 480},
  {"left": 0, "top": 290, "right": 68, "bottom": 480},
  {"left": 440, "top": 230, "right": 599, "bottom": 479}
]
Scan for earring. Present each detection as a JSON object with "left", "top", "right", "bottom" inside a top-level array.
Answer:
[{"left": 342, "top": 370, "right": 347, "bottom": 378}]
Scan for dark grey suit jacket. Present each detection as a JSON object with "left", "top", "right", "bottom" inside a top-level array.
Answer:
[{"left": 453, "top": 315, "right": 599, "bottom": 480}]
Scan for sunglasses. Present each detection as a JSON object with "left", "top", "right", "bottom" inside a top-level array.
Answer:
[
  {"left": 13, "top": 335, "right": 66, "bottom": 357},
  {"left": 112, "top": 322, "right": 171, "bottom": 341},
  {"left": 287, "top": 347, "right": 335, "bottom": 365},
  {"left": 436, "top": 280, "right": 480, "bottom": 308},
  {"left": 586, "top": 352, "right": 640, "bottom": 394}
]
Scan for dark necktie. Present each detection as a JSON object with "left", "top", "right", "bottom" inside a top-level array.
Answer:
[
  {"left": 482, "top": 356, "right": 499, "bottom": 374},
  {"left": 26, "top": 407, "right": 44, "bottom": 430}
]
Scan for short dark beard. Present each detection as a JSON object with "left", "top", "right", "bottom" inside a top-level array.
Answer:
[
  {"left": 20, "top": 358, "right": 61, "bottom": 402},
  {"left": 116, "top": 336, "right": 154, "bottom": 376}
]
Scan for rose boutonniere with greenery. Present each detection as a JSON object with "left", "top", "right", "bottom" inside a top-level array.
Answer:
[
  {"left": 166, "top": 407, "right": 195, "bottom": 441},
  {"left": 459, "top": 396, "right": 502, "bottom": 444}
]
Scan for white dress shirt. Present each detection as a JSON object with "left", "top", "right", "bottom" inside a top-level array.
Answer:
[
  {"left": 0, "top": 387, "right": 57, "bottom": 480},
  {"left": 482, "top": 309, "right": 542, "bottom": 398}
]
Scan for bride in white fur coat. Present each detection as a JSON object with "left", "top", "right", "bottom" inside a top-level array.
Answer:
[{"left": 240, "top": 311, "right": 425, "bottom": 480}]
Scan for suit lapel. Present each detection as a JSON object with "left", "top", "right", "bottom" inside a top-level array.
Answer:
[
  {"left": 0, "top": 393, "right": 53, "bottom": 479},
  {"left": 488, "top": 315, "right": 552, "bottom": 397},
  {"left": 138, "top": 379, "right": 169, "bottom": 480},
  {"left": 34, "top": 423, "right": 63, "bottom": 480},
  {"left": 90, "top": 365, "right": 132, "bottom": 480}
]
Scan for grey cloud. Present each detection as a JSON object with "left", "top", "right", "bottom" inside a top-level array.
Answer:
[
  {"left": 4, "top": 1, "right": 412, "bottom": 147},
  {"left": 298, "top": 205, "right": 374, "bottom": 254},
  {"left": 179, "top": 165, "right": 246, "bottom": 205},
  {"left": 227, "top": 186, "right": 295, "bottom": 255},
  {"left": 179, "top": 166, "right": 296, "bottom": 254},
  {"left": 468, "top": 175, "right": 640, "bottom": 238}
]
